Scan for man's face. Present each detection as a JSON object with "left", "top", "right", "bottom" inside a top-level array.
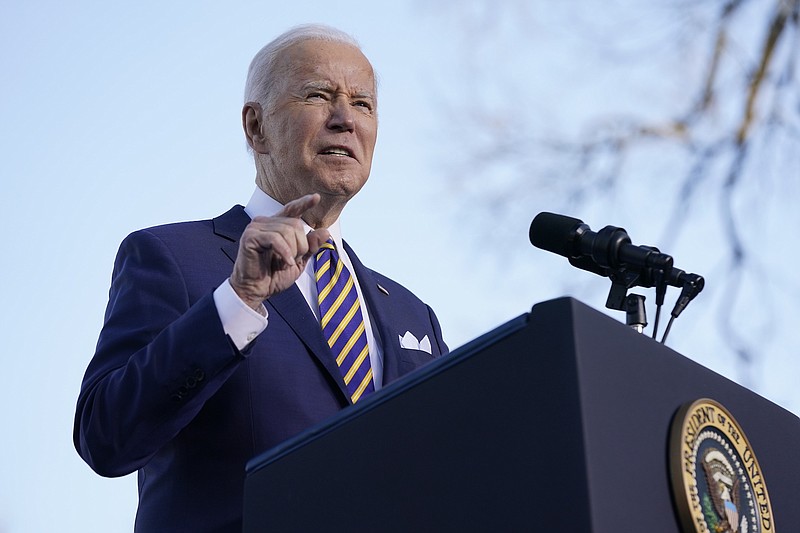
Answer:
[{"left": 256, "top": 40, "right": 378, "bottom": 208}]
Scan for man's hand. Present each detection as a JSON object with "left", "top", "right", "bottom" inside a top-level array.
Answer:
[{"left": 230, "top": 194, "right": 330, "bottom": 312}]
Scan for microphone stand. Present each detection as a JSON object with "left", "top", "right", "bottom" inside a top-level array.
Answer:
[
  {"left": 603, "top": 263, "right": 670, "bottom": 337},
  {"left": 624, "top": 294, "right": 648, "bottom": 333}
]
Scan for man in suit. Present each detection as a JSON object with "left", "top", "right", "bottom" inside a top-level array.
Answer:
[{"left": 74, "top": 24, "right": 448, "bottom": 532}]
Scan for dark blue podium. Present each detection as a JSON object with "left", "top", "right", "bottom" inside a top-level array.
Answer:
[{"left": 242, "top": 298, "right": 800, "bottom": 532}]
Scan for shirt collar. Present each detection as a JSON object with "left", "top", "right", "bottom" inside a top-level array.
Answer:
[{"left": 243, "top": 187, "right": 344, "bottom": 248}]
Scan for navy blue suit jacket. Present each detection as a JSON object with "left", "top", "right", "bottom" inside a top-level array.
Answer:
[{"left": 74, "top": 205, "right": 448, "bottom": 532}]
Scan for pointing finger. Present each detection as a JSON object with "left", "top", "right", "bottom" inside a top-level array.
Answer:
[{"left": 277, "top": 193, "right": 321, "bottom": 219}]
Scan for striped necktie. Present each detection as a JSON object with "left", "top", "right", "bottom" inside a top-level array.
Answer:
[{"left": 314, "top": 240, "right": 374, "bottom": 403}]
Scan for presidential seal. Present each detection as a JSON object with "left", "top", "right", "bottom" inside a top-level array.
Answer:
[{"left": 669, "top": 398, "right": 775, "bottom": 533}]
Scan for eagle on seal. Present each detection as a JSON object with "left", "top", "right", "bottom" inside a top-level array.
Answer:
[{"left": 702, "top": 448, "right": 742, "bottom": 533}]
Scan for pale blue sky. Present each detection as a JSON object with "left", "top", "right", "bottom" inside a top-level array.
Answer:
[{"left": 1, "top": 1, "right": 797, "bottom": 531}]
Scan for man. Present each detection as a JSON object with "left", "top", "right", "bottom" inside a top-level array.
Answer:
[{"left": 74, "top": 25, "right": 448, "bottom": 532}]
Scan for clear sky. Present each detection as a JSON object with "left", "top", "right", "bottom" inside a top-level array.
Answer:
[{"left": 1, "top": 1, "right": 797, "bottom": 531}]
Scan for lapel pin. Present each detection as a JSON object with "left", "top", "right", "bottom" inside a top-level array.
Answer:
[{"left": 377, "top": 283, "right": 389, "bottom": 296}]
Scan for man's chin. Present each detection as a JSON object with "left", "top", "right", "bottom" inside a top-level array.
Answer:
[{"left": 315, "top": 175, "right": 368, "bottom": 200}]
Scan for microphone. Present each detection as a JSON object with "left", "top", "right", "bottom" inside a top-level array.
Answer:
[
  {"left": 661, "top": 272, "right": 705, "bottom": 343},
  {"left": 529, "top": 212, "right": 674, "bottom": 280},
  {"left": 670, "top": 273, "right": 704, "bottom": 318},
  {"left": 529, "top": 211, "right": 705, "bottom": 341}
]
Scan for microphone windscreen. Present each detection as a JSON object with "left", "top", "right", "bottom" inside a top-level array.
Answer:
[{"left": 529, "top": 212, "right": 584, "bottom": 257}]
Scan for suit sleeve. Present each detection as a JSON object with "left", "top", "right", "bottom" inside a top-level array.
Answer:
[
  {"left": 427, "top": 304, "right": 449, "bottom": 356},
  {"left": 73, "top": 229, "right": 246, "bottom": 477}
]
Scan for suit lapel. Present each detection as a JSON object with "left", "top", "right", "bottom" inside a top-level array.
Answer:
[
  {"left": 343, "top": 242, "right": 405, "bottom": 386},
  {"left": 212, "top": 206, "right": 350, "bottom": 403},
  {"left": 212, "top": 205, "right": 250, "bottom": 263},
  {"left": 267, "top": 288, "right": 351, "bottom": 402}
]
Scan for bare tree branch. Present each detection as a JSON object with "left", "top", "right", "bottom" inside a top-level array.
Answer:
[{"left": 433, "top": 0, "right": 800, "bottom": 387}]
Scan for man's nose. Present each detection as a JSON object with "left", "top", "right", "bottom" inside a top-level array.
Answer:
[{"left": 326, "top": 97, "right": 355, "bottom": 132}]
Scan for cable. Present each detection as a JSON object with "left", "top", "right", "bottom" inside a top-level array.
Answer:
[
  {"left": 651, "top": 304, "right": 662, "bottom": 340},
  {"left": 661, "top": 315, "right": 676, "bottom": 344}
]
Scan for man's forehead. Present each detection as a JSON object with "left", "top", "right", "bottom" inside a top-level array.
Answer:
[{"left": 277, "top": 41, "right": 375, "bottom": 86}]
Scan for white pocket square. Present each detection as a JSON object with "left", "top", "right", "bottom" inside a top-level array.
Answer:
[{"left": 399, "top": 331, "right": 432, "bottom": 354}]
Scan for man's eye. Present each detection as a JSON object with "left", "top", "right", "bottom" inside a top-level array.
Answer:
[
  {"left": 353, "top": 101, "right": 373, "bottom": 110},
  {"left": 307, "top": 92, "right": 327, "bottom": 101}
]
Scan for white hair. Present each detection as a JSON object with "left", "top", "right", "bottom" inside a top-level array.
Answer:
[{"left": 244, "top": 24, "right": 364, "bottom": 111}]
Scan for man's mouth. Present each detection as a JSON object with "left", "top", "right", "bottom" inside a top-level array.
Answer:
[{"left": 320, "top": 147, "right": 354, "bottom": 158}]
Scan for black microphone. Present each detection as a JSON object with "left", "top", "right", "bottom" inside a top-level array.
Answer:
[
  {"left": 671, "top": 273, "right": 705, "bottom": 318},
  {"left": 530, "top": 211, "right": 705, "bottom": 340},
  {"left": 529, "top": 212, "right": 674, "bottom": 277}
]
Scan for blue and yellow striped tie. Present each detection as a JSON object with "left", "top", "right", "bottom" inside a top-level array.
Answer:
[{"left": 314, "top": 240, "right": 374, "bottom": 403}]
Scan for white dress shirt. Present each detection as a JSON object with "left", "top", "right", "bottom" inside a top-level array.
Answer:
[{"left": 212, "top": 188, "right": 384, "bottom": 389}]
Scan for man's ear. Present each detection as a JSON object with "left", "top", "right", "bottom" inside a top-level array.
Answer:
[{"left": 243, "top": 102, "right": 269, "bottom": 154}]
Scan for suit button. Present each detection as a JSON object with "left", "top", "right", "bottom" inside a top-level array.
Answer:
[{"left": 193, "top": 368, "right": 205, "bottom": 381}]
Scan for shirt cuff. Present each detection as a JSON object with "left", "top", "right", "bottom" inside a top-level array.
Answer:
[{"left": 213, "top": 279, "right": 268, "bottom": 350}]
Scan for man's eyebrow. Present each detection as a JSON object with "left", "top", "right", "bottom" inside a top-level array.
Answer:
[
  {"left": 301, "top": 81, "right": 333, "bottom": 91},
  {"left": 299, "top": 81, "right": 375, "bottom": 99}
]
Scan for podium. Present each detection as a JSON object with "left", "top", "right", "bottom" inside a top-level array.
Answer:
[{"left": 243, "top": 298, "right": 800, "bottom": 532}]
